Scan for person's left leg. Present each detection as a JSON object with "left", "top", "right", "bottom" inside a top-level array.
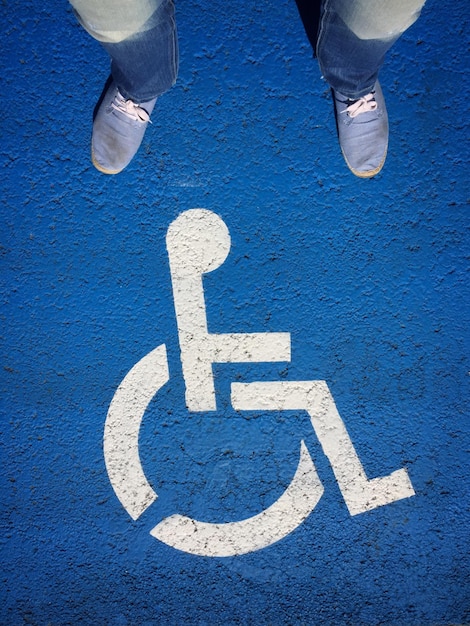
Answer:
[{"left": 316, "top": 0, "right": 425, "bottom": 177}]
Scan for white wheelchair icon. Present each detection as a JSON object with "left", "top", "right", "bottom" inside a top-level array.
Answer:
[{"left": 104, "top": 209, "right": 415, "bottom": 557}]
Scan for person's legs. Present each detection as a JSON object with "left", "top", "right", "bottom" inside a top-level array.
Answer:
[
  {"left": 317, "top": 0, "right": 424, "bottom": 98},
  {"left": 316, "top": 0, "right": 425, "bottom": 177},
  {"left": 101, "top": 0, "right": 178, "bottom": 103},
  {"left": 71, "top": 0, "right": 178, "bottom": 173}
]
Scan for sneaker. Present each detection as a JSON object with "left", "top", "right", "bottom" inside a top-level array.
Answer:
[
  {"left": 91, "top": 81, "right": 157, "bottom": 175},
  {"left": 332, "top": 81, "right": 388, "bottom": 178}
]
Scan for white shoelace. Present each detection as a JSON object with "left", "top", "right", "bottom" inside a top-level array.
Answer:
[
  {"left": 343, "top": 92, "right": 377, "bottom": 119},
  {"left": 111, "top": 93, "right": 152, "bottom": 123}
]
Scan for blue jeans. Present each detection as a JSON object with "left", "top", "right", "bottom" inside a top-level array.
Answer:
[
  {"left": 70, "top": 0, "right": 178, "bottom": 102},
  {"left": 71, "top": 0, "right": 425, "bottom": 103},
  {"left": 317, "top": 0, "right": 426, "bottom": 98}
]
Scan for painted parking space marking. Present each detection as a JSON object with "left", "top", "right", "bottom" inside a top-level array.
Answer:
[{"left": 104, "top": 209, "right": 415, "bottom": 556}]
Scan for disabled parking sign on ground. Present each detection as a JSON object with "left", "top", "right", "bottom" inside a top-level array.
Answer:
[{"left": 105, "top": 209, "right": 415, "bottom": 556}]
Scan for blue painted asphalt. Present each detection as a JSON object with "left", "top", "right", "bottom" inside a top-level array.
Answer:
[{"left": 1, "top": 0, "right": 469, "bottom": 624}]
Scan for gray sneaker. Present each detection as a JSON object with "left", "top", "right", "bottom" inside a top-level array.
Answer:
[
  {"left": 333, "top": 81, "right": 388, "bottom": 178},
  {"left": 91, "top": 81, "right": 157, "bottom": 175}
]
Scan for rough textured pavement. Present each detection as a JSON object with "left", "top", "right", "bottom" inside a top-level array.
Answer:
[{"left": 1, "top": 0, "right": 469, "bottom": 624}]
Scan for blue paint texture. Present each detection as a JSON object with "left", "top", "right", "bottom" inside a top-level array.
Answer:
[{"left": 1, "top": 0, "right": 469, "bottom": 624}]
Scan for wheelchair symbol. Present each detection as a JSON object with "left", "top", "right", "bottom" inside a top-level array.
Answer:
[{"left": 104, "top": 209, "right": 415, "bottom": 557}]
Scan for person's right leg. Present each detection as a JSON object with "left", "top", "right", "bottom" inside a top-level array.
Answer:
[
  {"left": 70, "top": 0, "right": 178, "bottom": 173},
  {"left": 316, "top": 0, "right": 425, "bottom": 177}
]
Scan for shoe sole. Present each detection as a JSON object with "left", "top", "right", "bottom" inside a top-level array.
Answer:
[
  {"left": 91, "top": 146, "right": 123, "bottom": 175},
  {"left": 342, "top": 144, "right": 388, "bottom": 179}
]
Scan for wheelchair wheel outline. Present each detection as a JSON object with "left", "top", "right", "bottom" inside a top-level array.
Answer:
[{"left": 104, "top": 343, "right": 325, "bottom": 557}]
